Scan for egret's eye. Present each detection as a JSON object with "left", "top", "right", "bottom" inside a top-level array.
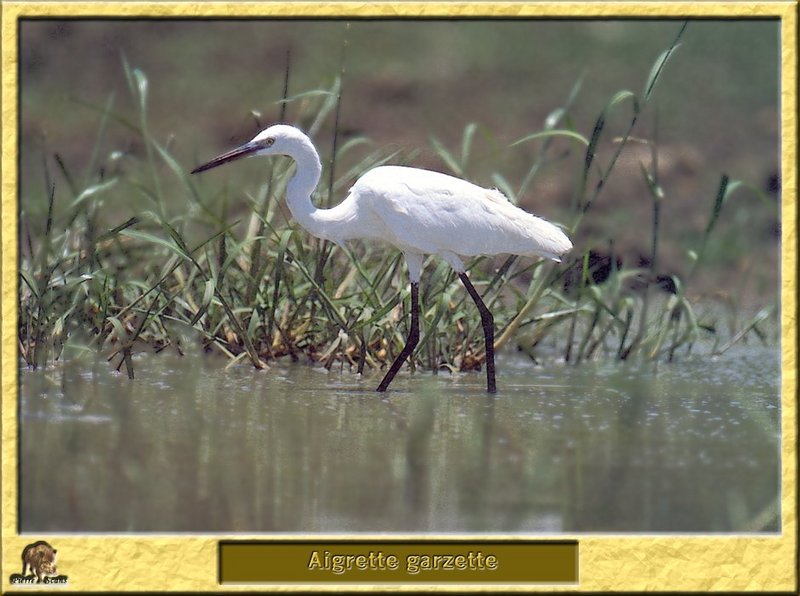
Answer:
[{"left": 264, "top": 137, "right": 275, "bottom": 147}]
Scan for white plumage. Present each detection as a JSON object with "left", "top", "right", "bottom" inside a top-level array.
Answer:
[
  {"left": 192, "top": 124, "right": 572, "bottom": 393},
  {"left": 350, "top": 165, "right": 572, "bottom": 272}
]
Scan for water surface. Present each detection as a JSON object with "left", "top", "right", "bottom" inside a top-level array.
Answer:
[{"left": 19, "top": 346, "right": 780, "bottom": 533}]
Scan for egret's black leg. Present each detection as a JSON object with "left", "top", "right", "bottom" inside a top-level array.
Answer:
[
  {"left": 377, "top": 282, "right": 420, "bottom": 392},
  {"left": 458, "top": 273, "right": 496, "bottom": 393}
]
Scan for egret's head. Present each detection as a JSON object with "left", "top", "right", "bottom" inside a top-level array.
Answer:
[{"left": 191, "top": 124, "right": 308, "bottom": 174}]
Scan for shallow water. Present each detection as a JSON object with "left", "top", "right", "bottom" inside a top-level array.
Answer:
[{"left": 19, "top": 345, "right": 780, "bottom": 533}]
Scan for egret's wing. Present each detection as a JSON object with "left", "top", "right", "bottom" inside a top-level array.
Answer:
[{"left": 357, "top": 166, "right": 571, "bottom": 261}]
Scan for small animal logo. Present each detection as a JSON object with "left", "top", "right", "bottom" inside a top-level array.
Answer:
[
  {"left": 9, "top": 541, "right": 67, "bottom": 585},
  {"left": 22, "top": 541, "right": 57, "bottom": 581}
]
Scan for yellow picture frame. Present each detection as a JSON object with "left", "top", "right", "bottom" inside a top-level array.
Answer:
[{"left": 2, "top": 2, "right": 795, "bottom": 592}]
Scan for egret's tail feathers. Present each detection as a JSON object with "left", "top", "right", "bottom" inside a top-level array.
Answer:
[
  {"left": 525, "top": 218, "right": 573, "bottom": 262},
  {"left": 481, "top": 187, "right": 572, "bottom": 262}
]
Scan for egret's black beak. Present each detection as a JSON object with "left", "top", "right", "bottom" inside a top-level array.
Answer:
[{"left": 191, "top": 140, "right": 261, "bottom": 174}]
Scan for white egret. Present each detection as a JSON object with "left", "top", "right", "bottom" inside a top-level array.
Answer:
[{"left": 192, "top": 124, "right": 572, "bottom": 393}]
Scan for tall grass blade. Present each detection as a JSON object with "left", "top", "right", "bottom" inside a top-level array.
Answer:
[{"left": 643, "top": 21, "right": 688, "bottom": 102}]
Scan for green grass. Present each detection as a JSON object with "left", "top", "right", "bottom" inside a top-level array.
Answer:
[{"left": 18, "top": 23, "right": 778, "bottom": 377}]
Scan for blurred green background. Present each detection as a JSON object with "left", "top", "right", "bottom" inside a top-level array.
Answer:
[{"left": 19, "top": 19, "right": 780, "bottom": 308}]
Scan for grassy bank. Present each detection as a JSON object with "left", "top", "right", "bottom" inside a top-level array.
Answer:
[{"left": 18, "top": 23, "right": 778, "bottom": 377}]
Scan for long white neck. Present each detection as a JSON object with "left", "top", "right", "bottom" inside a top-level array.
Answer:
[{"left": 282, "top": 135, "right": 359, "bottom": 244}]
